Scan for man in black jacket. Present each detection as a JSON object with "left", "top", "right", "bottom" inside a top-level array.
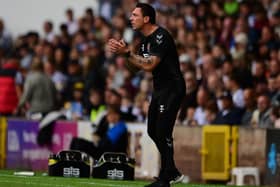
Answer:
[{"left": 108, "top": 3, "right": 186, "bottom": 187}]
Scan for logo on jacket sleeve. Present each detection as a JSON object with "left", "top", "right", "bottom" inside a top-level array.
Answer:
[
  {"left": 159, "top": 105, "right": 165, "bottom": 113},
  {"left": 156, "top": 34, "right": 163, "bottom": 45}
]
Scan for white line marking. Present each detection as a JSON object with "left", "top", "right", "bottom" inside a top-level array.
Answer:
[
  {"left": 0, "top": 174, "right": 144, "bottom": 187},
  {"left": 0, "top": 180, "right": 143, "bottom": 187},
  {"left": 0, "top": 180, "right": 67, "bottom": 187},
  {"left": 78, "top": 181, "right": 142, "bottom": 187}
]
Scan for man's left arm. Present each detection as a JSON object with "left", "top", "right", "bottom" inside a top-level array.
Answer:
[{"left": 126, "top": 52, "right": 160, "bottom": 72}]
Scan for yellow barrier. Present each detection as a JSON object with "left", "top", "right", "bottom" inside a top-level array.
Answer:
[
  {"left": 201, "top": 125, "right": 238, "bottom": 181},
  {"left": 231, "top": 126, "right": 238, "bottom": 169},
  {"left": 0, "top": 117, "right": 7, "bottom": 168}
]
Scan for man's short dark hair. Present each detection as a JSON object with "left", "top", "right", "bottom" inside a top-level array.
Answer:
[{"left": 136, "top": 3, "right": 156, "bottom": 24}]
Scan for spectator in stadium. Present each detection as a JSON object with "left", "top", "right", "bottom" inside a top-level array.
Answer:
[
  {"left": 111, "top": 12, "right": 134, "bottom": 43},
  {"left": 268, "top": 59, "right": 280, "bottom": 78},
  {"left": 43, "top": 59, "right": 68, "bottom": 104},
  {"left": 64, "top": 8, "right": 78, "bottom": 36},
  {"left": 252, "top": 60, "right": 267, "bottom": 88},
  {"left": 132, "top": 91, "right": 148, "bottom": 122},
  {"left": 178, "top": 71, "right": 198, "bottom": 122},
  {"left": 53, "top": 47, "right": 68, "bottom": 74},
  {"left": 267, "top": 75, "right": 278, "bottom": 99},
  {"left": 32, "top": 42, "right": 45, "bottom": 63},
  {"left": 226, "top": 73, "right": 245, "bottom": 109},
  {"left": 120, "top": 95, "right": 136, "bottom": 121},
  {"left": 43, "top": 42, "right": 55, "bottom": 62},
  {"left": 251, "top": 94, "right": 273, "bottom": 128},
  {"left": 205, "top": 100, "right": 219, "bottom": 125},
  {"left": 15, "top": 58, "right": 57, "bottom": 119},
  {"left": 259, "top": 25, "right": 279, "bottom": 55},
  {"left": 81, "top": 43, "right": 106, "bottom": 93},
  {"left": 179, "top": 50, "right": 196, "bottom": 73},
  {"left": 230, "top": 32, "right": 248, "bottom": 65},
  {"left": 92, "top": 88, "right": 135, "bottom": 124},
  {"left": 221, "top": 59, "right": 234, "bottom": 88},
  {"left": 0, "top": 18, "right": 13, "bottom": 56},
  {"left": 193, "top": 87, "right": 210, "bottom": 126},
  {"left": 200, "top": 53, "right": 217, "bottom": 85},
  {"left": 271, "top": 105, "right": 280, "bottom": 128},
  {"left": 42, "top": 20, "right": 55, "bottom": 43},
  {"left": 84, "top": 8, "right": 95, "bottom": 30},
  {"left": 85, "top": 88, "right": 106, "bottom": 122},
  {"left": 92, "top": 16, "right": 111, "bottom": 43},
  {"left": 271, "top": 74, "right": 280, "bottom": 107},
  {"left": 18, "top": 43, "right": 33, "bottom": 71},
  {"left": 181, "top": 107, "right": 197, "bottom": 126},
  {"left": 207, "top": 72, "right": 224, "bottom": 101},
  {"left": 135, "top": 78, "right": 152, "bottom": 101},
  {"left": 0, "top": 58, "right": 22, "bottom": 115},
  {"left": 219, "top": 16, "right": 235, "bottom": 48},
  {"left": 213, "top": 91, "right": 243, "bottom": 125},
  {"left": 64, "top": 59, "right": 83, "bottom": 102},
  {"left": 70, "top": 105, "right": 128, "bottom": 159},
  {"left": 241, "top": 88, "right": 257, "bottom": 126},
  {"left": 131, "top": 78, "right": 152, "bottom": 122},
  {"left": 211, "top": 44, "right": 227, "bottom": 68},
  {"left": 64, "top": 82, "right": 85, "bottom": 121}
]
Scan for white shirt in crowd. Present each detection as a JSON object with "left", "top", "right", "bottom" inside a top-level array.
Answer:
[
  {"left": 194, "top": 106, "right": 207, "bottom": 126},
  {"left": 232, "top": 89, "right": 245, "bottom": 108}
]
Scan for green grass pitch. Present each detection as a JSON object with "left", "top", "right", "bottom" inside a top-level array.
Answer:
[{"left": 0, "top": 170, "right": 251, "bottom": 187}]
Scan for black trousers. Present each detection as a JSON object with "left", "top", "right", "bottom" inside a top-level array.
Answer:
[{"left": 147, "top": 86, "right": 184, "bottom": 176}]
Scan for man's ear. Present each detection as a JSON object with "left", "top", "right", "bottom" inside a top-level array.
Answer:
[{"left": 143, "top": 16, "right": 150, "bottom": 24}]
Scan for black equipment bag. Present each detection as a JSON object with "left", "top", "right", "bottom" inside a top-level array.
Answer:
[
  {"left": 48, "top": 150, "right": 90, "bottom": 178},
  {"left": 92, "top": 152, "right": 135, "bottom": 180}
]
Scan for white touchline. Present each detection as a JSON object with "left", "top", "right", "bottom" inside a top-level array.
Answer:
[
  {"left": 0, "top": 174, "right": 144, "bottom": 187},
  {"left": 78, "top": 181, "right": 142, "bottom": 187},
  {"left": 0, "top": 180, "right": 67, "bottom": 187},
  {"left": 0, "top": 180, "right": 142, "bottom": 187}
]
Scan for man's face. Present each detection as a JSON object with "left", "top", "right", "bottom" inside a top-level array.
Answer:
[
  {"left": 106, "top": 111, "right": 119, "bottom": 124},
  {"left": 243, "top": 89, "right": 254, "bottom": 107},
  {"left": 257, "top": 96, "right": 269, "bottom": 113},
  {"left": 130, "top": 8, "right": 145, "bottom": 30}
]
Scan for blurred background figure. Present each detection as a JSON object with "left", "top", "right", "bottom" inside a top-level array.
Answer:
[
  {"left": 0, "top": 18, "right": 12, "bottom": 56},
  {"left": 251, "top": 94, "right": 273, "bottom": 128},
  {"left": 15, "top": 58, "right": 57, "bottom": 119},
  {"left": 85, "top": 88, "right": 106, "bottom": 122},
  {"left": 64, "top": 82, "right": 85, "bottom": 121},
  {"left": 70, "top": 105, "right": 128, "bottom": 160},
  {"left": 43, "top": 20, "right": 55, "bottom": 43},
  {"left": 213, "top": 91, "right": 243, "bottom": 125},
  {"left": 241, "top": 88, "right": 257, "bottom": 126},
  {"left": 0, "top": 58, "right": 22, "bottom": 116}
]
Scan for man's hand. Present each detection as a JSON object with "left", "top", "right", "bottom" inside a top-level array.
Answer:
[{"left": 107, "top": 39, "right": 129, "bottom": 54}]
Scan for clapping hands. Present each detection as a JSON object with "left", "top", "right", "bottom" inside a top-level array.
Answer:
[{"left": 107, "top": 39, "right": 129, "bottom": 54}]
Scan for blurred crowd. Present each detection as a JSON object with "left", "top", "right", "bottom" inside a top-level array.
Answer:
[{"left": 0, "top": 0, "right": 280, "bottom": 128}]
